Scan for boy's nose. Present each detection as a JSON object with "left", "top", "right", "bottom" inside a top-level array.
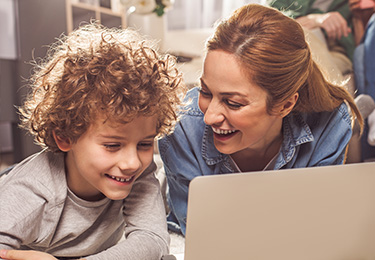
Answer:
[{"left": 118, "top": 149, "right": 142, "bottom": 173}]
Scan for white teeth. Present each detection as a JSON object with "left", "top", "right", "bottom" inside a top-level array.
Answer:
[
  {"left": 212, "top": 127, "right": 236, "bottom": 135},
  {"left": 108, "top": 175, "right": 133, "bottom": 183}
]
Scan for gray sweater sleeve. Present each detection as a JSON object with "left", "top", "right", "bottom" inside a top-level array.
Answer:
[
  {"left": 0, "top": 153, "right": 65, "bottom": 250},
  {"left": 85, "top": 162, "right": 170, "bottom": 260}
]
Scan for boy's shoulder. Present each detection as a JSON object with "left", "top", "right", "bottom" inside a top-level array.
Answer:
[
  {"left": 1, "top": 150, "right": 68, "bottom": 202},
  {"left": 0, "top": 151, "right": 69, "bottom": 250}
]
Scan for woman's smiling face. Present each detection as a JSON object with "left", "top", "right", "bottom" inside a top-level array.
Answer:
[{"left": 198, "top": 50, "right": 284, "bottom": 155}]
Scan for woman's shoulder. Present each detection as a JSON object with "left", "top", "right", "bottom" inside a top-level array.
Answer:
[
  {"left": 281, "top": 102, "right": 352, "bottom": 167},
  {"left": 174, "top": 87, "right": 206, "bottom": 134},
  {"left": 284, "top": 102, "right": 352, "bottom": 144},
  {"left": 298, "top": 102, "right": 351, "bottom": 128},
  {"left": 159, "top": 88, "right": 206, "bottom": 154},
  {"left": 335, "top": 101, "right": 352, "bottom": 126},
  {"left": 180, "top": 87, "right": 204, "bottom": 117}
]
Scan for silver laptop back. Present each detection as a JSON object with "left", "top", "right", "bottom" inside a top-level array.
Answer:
[{"left": 184, "top": 162, "right": 375, "bottom": 260}]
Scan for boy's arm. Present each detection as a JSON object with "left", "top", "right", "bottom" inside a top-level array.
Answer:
[
  {"left": 0, "top": 180, "right": 50, "bottom": 251},
  {"left": 0, "top": 249, "right": 57, "bottom": 260},
  {"left": 85, "top": 161, "right": 169, "bottom": 260},
  {"left": 0, "top": 185, "right": 59, "bottom": 260}
]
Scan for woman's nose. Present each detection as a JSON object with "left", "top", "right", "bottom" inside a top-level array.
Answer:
[{"left": 203, "top": 100, "right": 225, "bottom": 126}]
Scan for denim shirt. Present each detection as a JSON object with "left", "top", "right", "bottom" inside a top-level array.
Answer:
[{"left": 158, "top": 87, "right": 353, "bottom": 235}]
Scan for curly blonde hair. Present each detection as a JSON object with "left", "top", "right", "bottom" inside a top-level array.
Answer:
[{"left": 19, "top": 23, "right": 186, "bottom": 152}]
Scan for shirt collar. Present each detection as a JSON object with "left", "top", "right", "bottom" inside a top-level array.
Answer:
[
  {"left": 201, "top": 124, "right": 227, "bottom": 165},
  {"left": 278, "top": 112, "right": 314, "bottom": 166},
  {"left": 201, "top": 112, "right": 314, "bottom": 167}
]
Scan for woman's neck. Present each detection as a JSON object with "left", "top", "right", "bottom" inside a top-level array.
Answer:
[{"left": 230, "top": 133, "right": 283, "bottom": 172}]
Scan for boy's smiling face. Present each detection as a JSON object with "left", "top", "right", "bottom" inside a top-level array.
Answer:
[{"left": 56, "top": 115, "right": 157, "bottom": 201}]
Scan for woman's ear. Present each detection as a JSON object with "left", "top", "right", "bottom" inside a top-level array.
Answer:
[
  {"left": 278, "top": 92, "right": 299, "bottom": 118},
  {"left": 52, "top": 131, "right": 72, "bottom": 152}
]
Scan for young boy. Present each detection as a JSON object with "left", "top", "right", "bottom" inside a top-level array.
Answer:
[{"left": 0, "top": 23, "right": 185, "bottom": 260}]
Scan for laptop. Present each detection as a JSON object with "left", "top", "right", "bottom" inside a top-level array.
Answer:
[{"left": 182, "top": 162, "right": 375, "bottom": 260}]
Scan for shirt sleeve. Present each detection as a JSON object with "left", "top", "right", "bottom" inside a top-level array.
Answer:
[
  {"left": 158, "top": 88, "right": 210, "bottom": 236},
  {"left": 267, "top": 0, "right": 312, "bottom": 18},
  {"left": 164, "top": 160, "right": 190, "bottom": 236},
  {"left": 85, "top": 162, "right": 169, "bottom": 260},
  {"left": 158, "top": 122, "right": 203, "bottom": 236},
  {"left": 0, "top": 176, "right": 52, "bottom": 250}
]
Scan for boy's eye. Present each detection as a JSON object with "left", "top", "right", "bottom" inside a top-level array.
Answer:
[
  {"left": 137, "top": 142, "right": 154, "bottom": 150},
  {"left": 103, "top": 144, "right": 121, "bottom": 150},
  {"left": 224, "top": 99, "right": 244, "bottom": 109}
]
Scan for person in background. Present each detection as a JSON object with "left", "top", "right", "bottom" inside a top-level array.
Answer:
[
  {"left": 0, "top": 23, "right": 186, "bottom": 259},
  {"left": 158, "top": 4, "right": 363, "bottom": 236},
  {"left": 267, "top": 0, "right": 355, "bottom": 85},
  {"left": 350, "top": 0, "right": 374, "bottom": 45},
  {"left": 350, "top": 0, "right": 375, "bottom": 160}
]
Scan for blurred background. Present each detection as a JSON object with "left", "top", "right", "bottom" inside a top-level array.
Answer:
[{"left": 0, "top": 0, "right": 263, "bottom": 170}]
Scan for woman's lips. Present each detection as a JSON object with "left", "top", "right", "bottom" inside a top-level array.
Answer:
[
  {"left": 212, "top": 126, "right": 237, "bottom": 135},
  {"left": 212, "top": 127, "right": 238, "bottom": 141}
]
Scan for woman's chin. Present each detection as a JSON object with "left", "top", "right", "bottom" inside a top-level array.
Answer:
[
  {"left": 213, "top": 132, "right": 241, "bottom": 154},
  {"left": 214, "top": 141, "right": 238, "bottom": 155}
]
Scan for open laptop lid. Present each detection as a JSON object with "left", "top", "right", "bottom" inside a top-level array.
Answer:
[{"left": 184, "top": 162, "right": 375, "bottom": 260}]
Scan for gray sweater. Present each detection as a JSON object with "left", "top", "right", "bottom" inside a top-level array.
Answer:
[{"left": 0, "top": 151, "right": 169, "bottom": 259}]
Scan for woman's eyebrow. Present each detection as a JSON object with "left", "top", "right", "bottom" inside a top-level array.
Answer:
[
  {"left": 199, "top": 78, "right": 207, "bottom": 87},
  {"left": 220, "top": 91, "right": 247, "bottom": 97},
  {"left": 200, "top": 78, "right": 247, "bottom": 97}
]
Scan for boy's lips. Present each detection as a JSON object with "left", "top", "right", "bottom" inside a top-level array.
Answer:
[{"left": 105, "top": 174, "right": 135, "bottom": 183}]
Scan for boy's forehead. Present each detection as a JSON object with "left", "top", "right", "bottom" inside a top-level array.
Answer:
[
  {"left": 91, "top": 113, "right": 158, "bottom": 130},
  {"left": 98, "top": 112, "right": 149, "bottom": 122}
]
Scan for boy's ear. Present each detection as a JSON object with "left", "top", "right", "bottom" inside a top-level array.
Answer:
[
  {"left": 53, "top": 131, "right": 72, "bottom": 152},
  {"left": 278, "top": 92, "right": 299, "bottom": 118}
]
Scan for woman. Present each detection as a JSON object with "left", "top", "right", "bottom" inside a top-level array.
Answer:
[{"left": 158, "top": 4, "right": 363, "bottom": 236}]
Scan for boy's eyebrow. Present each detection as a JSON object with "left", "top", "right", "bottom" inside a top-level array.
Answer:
[
  {"left": 98, "top": 134, "right": 125, "bottom": 140},
  {"left": 98, "top": 134, "right": 157, "bottom": 140},
  {"left": 143, "top": 134, "right": 157, "bottom": 139}
]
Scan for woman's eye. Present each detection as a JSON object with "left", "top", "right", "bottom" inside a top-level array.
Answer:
[
  {"left": 224, "top": 99, "right": 244, "bottom": 109},
  {"left": 198, "top": 87, "right": 212, "bottom": 98}
]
